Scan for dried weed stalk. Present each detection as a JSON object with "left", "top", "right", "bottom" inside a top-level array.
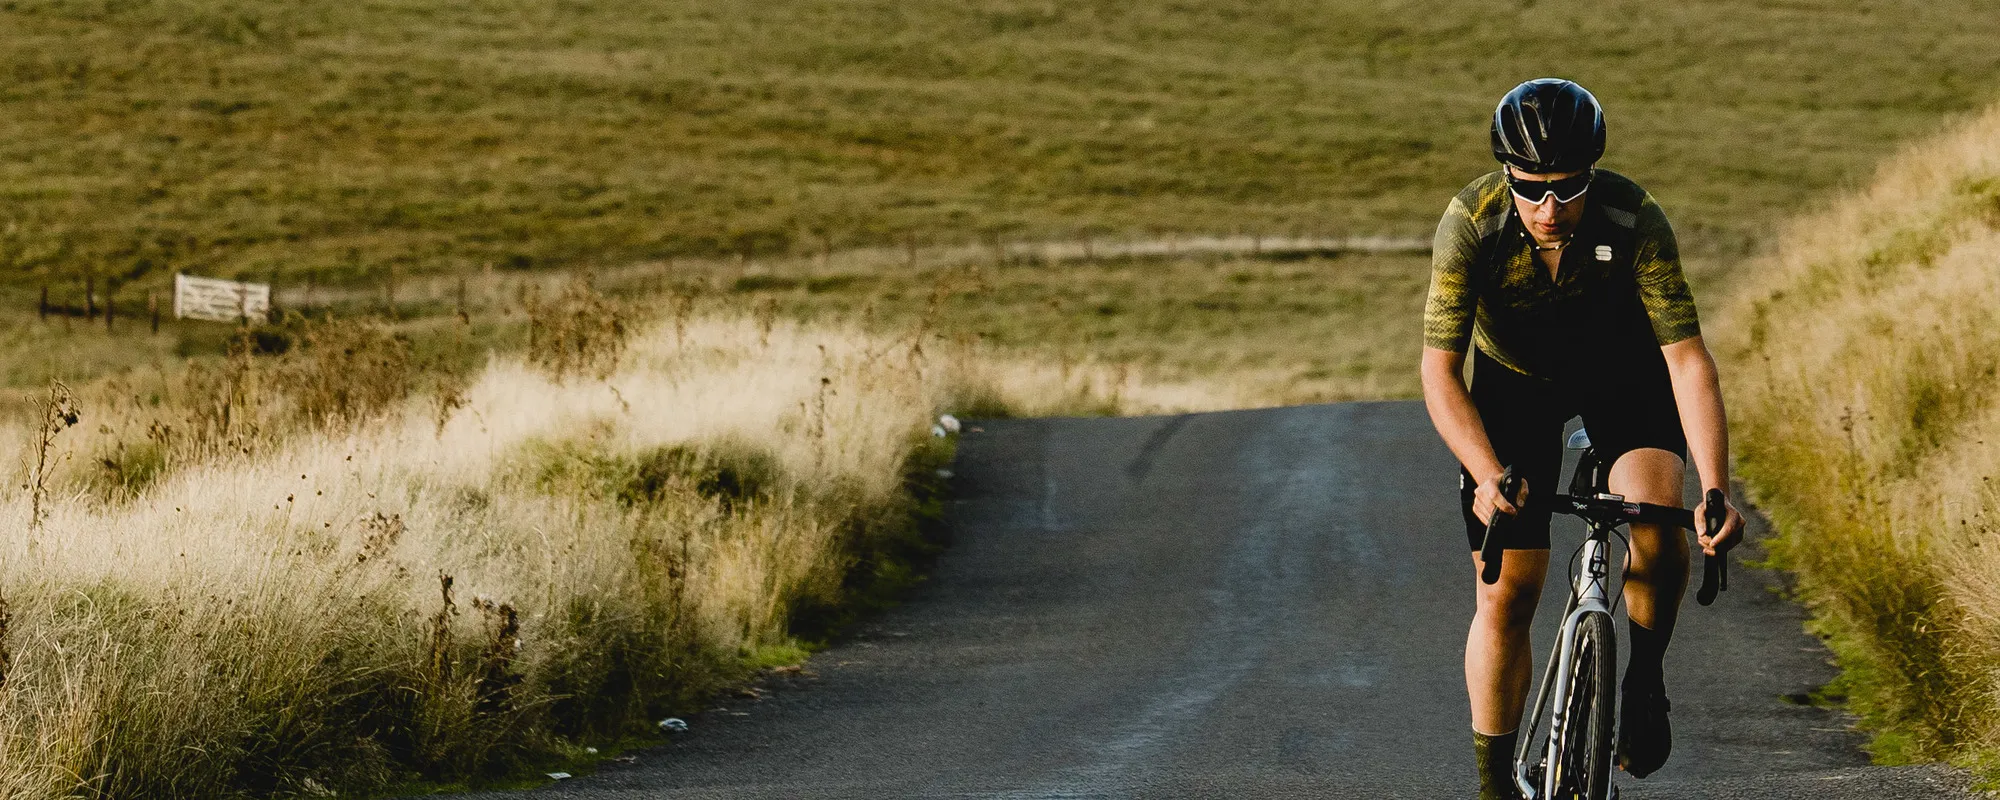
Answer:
[
  {"left": 180, "top": 331, "right": 262, "bottom": 454},
  {"left": 281, "top": 315, "right": 418, "bottom": 429},
  {"left": 427, "top": 572, "right": 458, "bottom": 687},
  {"left": 0, "top": 594, "right": 11, "bottom": 690},
  {"left": 27, "top": 381, "right": 79, "bottom": 532},
  {"left": 524, "top": 277, "right": 638, "bottom": 381},
  {"left": 355, "top": 512, "right": 405, "bottom": 565},
  {"left": 432, "top": 374, "right": 469, "bottom": 436},
  {"left": 469, "top": 597, "right": 521, "bottom": 717}
]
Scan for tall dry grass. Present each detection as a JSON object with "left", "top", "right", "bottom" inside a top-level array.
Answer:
[
  {"left": 0, "top": 296, "right": 1221, "bottom": 797},
  {"left": 1721, "top": 101, "right": 2000, "bottom": 771}
]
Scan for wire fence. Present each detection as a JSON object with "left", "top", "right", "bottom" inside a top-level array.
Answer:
[{"left": 24, "top": 230, "right": 1433, "bottom": 334}]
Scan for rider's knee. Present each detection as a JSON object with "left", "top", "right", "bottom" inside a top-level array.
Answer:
[
  {"left": 1476, "top": 579, "right": 1541, "bottom": 630},
  {"left": 1626, "top": 524, "right": 1691, "bottom": 571}
]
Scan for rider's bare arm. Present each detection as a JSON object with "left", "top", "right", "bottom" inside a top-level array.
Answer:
[
  {"left": 1421, "top": 346, "right": 1521, "bottom": 524},
  {"left": 1660, "top": 335, "right": 1745, "bottom": 552}
]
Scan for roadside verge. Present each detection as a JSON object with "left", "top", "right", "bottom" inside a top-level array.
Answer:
[
  {"left": 0, "top": 310, "right": 1213, "bottom": 797},
  {"left": 1721, "top": 101, "right": 2000, "bottom": 782}
]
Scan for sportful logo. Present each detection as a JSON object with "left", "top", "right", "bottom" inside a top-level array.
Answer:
[{"left": 1594, "top": 245, "right": 1614, "bottom": 262}]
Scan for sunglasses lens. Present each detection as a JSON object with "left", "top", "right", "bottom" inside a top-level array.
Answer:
[{"left": 1509, "top": 172, "right": 1592, "bottom": 204}]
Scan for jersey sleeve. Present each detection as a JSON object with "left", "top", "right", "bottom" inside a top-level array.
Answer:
[
  {"left": 1423, "top": 195, "right": 1480, "bottom": 353},
  {"left": 1632, "top": 193, "right": 1701, "bottom": 345}
]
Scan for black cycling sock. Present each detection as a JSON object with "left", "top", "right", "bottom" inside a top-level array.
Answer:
[
  {"left": 1626, "top": 620, "right": 1668, "bottom": 693},
  {"left": 1474, "top": 729, "right": 1519, "bottom": 800}
]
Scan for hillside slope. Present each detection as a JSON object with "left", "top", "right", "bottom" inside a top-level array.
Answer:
[
  {"left": 1724, "top": 101, "right": 2000, "bottom": 776},
  {"left": 3, "top": 0, "right": 1999, "bottom": 295}
]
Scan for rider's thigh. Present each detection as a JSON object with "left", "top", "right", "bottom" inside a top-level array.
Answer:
[
  {"left": 1606, "top": 447, "right": 1683, "bottom": 505},
  {"left": 1608, "top": 448, "right": 1690, "bottom": 563},
  {"left": 1471, "top": 548, "right": 1551, "bottom": 622}
]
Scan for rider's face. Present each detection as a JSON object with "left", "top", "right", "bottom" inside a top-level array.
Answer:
[{"left": 1507, "top": 165, "right": 1589, "bottom": 246}]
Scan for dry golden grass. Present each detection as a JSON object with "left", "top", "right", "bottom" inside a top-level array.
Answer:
[
  {"left": 0, "top": 302, "right": 1217, "bottom": 797},
  {"left": 1721, "top": 102, "right": 2000, "bottom": 772}
]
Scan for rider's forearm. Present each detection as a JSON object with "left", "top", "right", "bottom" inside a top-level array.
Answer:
[
  {"left": 1663, "top": 337, "right": 1730, "bottom": 494},
  {"left": 1421, "top": 347, "right": 1505, "bottom": 485}
]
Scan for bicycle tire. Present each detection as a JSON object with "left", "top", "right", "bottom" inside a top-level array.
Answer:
[
  {"left": 1579, "top": 613, "right": 1620, "bottom": 798},
  {"left": 1550, "top": 612, "right": 1618, "bottom": 799}
]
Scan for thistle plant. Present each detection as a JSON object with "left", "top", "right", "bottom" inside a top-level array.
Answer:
[{"left": 27, "top": 381, "right": 79, "bottom": 533}]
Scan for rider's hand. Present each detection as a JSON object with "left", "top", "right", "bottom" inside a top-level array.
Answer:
[
  {"left": 1696, "top": 492, "right": 1745, "bottom": 556},
  {"left": 1472, "top": 473, "right": 1528, "bottom": 526}
]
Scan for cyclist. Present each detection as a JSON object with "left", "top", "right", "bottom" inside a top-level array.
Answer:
[{"left": 1418, "top": 78, "right": 1746, "bottom": 799}]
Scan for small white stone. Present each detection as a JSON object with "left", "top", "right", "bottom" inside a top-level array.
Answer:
[{"left": 938, "top": 414, "right": 962, "bottom": 434}]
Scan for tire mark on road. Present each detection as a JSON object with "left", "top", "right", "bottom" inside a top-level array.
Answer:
[{"left": 1123, "top": 416, "right": 1191, "bottom": 485}]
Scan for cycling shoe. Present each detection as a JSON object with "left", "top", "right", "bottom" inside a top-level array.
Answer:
[{"left": 1617, "top": 686, "right": 1672, "bottom": 778}]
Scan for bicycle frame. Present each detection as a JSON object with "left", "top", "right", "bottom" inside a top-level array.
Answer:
[
  {"left": 1514, "top": 430, "right": 1618, "bottom": 800},
  {"left": 1512, "top": 513, "right": 1618, "bottom": 799},
  {"left": 1483, "top": 429, "right": 1728, "bottom": 799}
]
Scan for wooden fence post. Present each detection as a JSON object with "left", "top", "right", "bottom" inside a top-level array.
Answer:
[
  {"left": 149, "top": 291, "right": 160, "bottom": 335},
  {"left": 105, "top": 291, "right": 115, "bottom": 334},
  {"left": 38, "top": 285, "right": 47, "bottom": 320}
]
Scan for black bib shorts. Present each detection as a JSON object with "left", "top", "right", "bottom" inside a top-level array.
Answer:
[{"left": 1458, "top": 347, "right": 1687, "bottom": 551}]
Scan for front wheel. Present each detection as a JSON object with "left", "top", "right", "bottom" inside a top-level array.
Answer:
[{"left": 1551, "top": 612, "right": 1617, "bottom": 799}]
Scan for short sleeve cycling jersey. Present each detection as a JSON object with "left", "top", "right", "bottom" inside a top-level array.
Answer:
[{"left": 1422, "top": 169, "right": 1700, "bottom": 379}]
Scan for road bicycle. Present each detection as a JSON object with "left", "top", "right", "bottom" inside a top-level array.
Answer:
[{"left": 1478, "top": 428, "right": 1728, "bottom": 800}]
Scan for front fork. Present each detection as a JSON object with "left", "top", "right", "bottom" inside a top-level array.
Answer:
[{"left": 1513, "top": 530, "right": 1615, "bottom": 800}]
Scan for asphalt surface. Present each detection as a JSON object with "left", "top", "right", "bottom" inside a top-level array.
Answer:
[{"left": 447, "top": 402, "right": 1974, "bottom": 799}]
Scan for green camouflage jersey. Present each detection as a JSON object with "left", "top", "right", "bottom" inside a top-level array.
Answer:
[{"left": 1422, "top": 169, "right": 1701, "bottom": 379}]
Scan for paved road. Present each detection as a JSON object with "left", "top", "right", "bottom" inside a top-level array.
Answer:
[{"left": 451, "top": 402, "right": 1973, "bottom": 799}]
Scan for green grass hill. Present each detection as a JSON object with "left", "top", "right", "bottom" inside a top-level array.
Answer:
[{"left": 3, "top": 0, "right": 1998, "bottom": 298}]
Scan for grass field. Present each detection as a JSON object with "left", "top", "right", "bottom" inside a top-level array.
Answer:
[
  {"left": 1721, "top": 100, "right": 2000, "bottom": 779},
  {"left": 5, "top": 0, "right": 2000, "bottom": 326},
  {"left": 713, "top": 250, "right": 1431, "bottom": 404}
]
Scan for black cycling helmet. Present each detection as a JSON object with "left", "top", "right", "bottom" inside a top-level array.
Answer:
[{"left": 1490, "top": 79, "right": 1605, "bottom": 174}]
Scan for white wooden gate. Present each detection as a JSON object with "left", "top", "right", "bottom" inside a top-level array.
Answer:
[{"left": 173, "top": 273, "right": 270, "bottom": 323}]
